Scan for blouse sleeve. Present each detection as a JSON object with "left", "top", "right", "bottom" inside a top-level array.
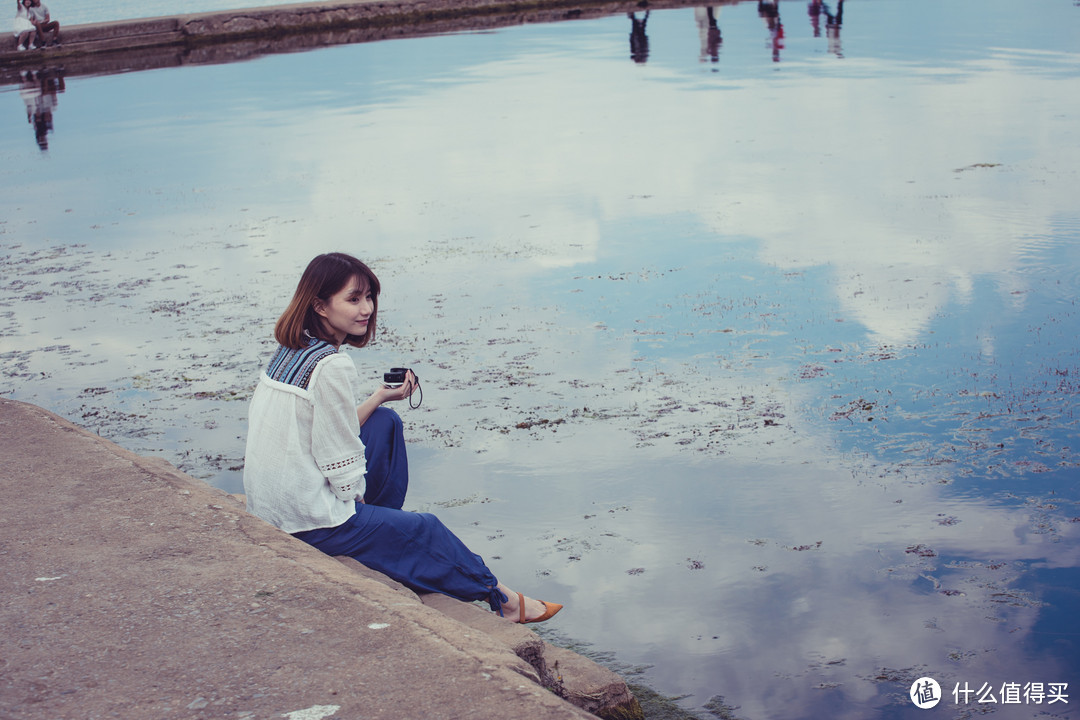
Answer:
[{"left": 309, "top": 354, "right": 367, "bottom": 502}]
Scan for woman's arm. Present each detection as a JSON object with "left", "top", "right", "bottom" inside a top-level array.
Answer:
[
  {"left": 310, "top": 357, "right": 369, "bottom": 501},
  {"left": 356, "top": 370, "right": 417, "bottom": 427}
]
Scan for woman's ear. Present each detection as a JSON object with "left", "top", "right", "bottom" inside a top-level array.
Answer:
[{"left": 312, "top": 298, "right": 328, "bottom": 318}]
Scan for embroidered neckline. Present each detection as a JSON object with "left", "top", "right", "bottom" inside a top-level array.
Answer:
[{"left": 266, "top": 337, "right": 338, "bottom": 390}]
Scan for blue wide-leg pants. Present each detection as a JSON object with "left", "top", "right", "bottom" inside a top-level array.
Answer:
[{"left": 294, "top": 407, "right": 504, "bottom": 611}]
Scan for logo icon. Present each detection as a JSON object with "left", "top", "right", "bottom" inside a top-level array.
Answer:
[{"left": 910, "top": 677, "right": 942, "bottom": 709}]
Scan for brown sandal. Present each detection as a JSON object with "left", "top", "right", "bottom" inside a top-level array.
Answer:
[{"left": 516, "top": 591, "right": 563, "bottom": 624}]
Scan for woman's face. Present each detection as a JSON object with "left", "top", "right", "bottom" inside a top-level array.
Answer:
[{"left": 314, "top": 275, "right": 374, "bottom": 345}]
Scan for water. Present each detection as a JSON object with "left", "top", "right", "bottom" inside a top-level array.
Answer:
[{"left": 3, "top": 0, "right": 1080, "bottom": 718}]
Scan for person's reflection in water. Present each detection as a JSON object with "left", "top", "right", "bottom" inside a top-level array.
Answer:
[
  {"left": 808, "top": 0, "right": 823, "bottom": 37},
  {"left": 694, "top": 7, "right": 722, "bottom": 64},
  {"left": 628, "top": 11, "right": 649, "bottom": 64},
  {"left": 19, "top": 67, "right": 64, "bottom": 151},
  {"left": 758, "top": 0, "right": 784, "bottom": 62},
  {"left": 823, "top": 0, "right": 843, "bottom": 58}
]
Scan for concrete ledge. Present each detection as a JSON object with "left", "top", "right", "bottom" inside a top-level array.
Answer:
[
  {"left": 418, "top": 592, "right": 643, "bottom": 719},
  {"left": 0, "top": 398, "right": 635, "bottom": 720},
  {"left": 0, "top": 0, "right": 712, "bottom": 78},
  {"left": 0, "top": 0, "right": 635, "bottom": 59}
]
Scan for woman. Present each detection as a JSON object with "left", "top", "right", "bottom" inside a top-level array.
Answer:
[
  {"left": 13, "top": 0, "right": 35, "bottom": 50},
  {"left": 243, "top": 252, "right": 561, "bottom": 623}
]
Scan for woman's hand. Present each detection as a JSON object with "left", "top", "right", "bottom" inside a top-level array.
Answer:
[
  {"left": 377, "top": 370, "right": 417, "bottom": 403},
  {"left": 357, "top": 370, "right": 417, "bottom": 427}
]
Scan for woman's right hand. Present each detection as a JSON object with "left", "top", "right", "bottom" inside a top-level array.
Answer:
[
  {"left": 379, "top": 370, "right": 417, "bottom": 402},
  {"left": 358, "top": 370, "right": 417, "bottom": 428}
]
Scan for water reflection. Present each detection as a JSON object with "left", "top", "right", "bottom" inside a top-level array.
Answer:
[
  {"left": 624, "top": 0, "right": 845, "bottom": 66},
  {"left": 628, "top": 11, "right": 651, "bottom": 63},
  {"left": 694, "top": 7, "right": 722, "bottom": 63},
  {"left": 758, "top": 0, "right": 784, "bottom": 61},
  {"left": 1, "top": 1, "right": 1079, "bottom": 718},
  {"left": 824, "top": 0, "right": 844, "bottom": 57},
  {"left": 807, "top": 0, "right": 844, "bottom": 57},
  {"left": 425, "top": 429, "right": 1079, "bottom": 718},
  {"left": 16, "top": 67, "right": 64, "bottom": 151}
]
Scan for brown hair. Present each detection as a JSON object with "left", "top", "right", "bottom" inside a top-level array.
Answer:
[{"left": 274, "top": 253, "right": 381, "bottom": 349}]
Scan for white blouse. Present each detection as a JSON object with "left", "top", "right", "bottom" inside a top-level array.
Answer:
[{"left": 243, "top": 350, "right": 367, "bottom": 533}]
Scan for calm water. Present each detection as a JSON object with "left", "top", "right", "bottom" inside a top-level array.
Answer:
[{"left": 3, "top": 0, "right": 1080, "bottom": 718}]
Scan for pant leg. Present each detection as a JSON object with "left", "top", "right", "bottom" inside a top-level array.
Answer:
[
  {"left": 359, "top": 406, "right": 409, "bottom": 509},
  {"left": 295, "top": 504, "right": 504, "bottom": 610}
]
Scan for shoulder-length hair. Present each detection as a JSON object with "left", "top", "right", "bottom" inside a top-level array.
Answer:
[{"left": 274, "top": 252, "right": 381, "bottom": 349}]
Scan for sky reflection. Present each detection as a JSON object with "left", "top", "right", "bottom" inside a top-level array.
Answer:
[{"left": 2, "top": 1, "right": 1080, "bottom": 718}]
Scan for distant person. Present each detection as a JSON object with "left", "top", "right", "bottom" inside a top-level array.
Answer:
[
  {"left": 27, "top": 0, "right": 58, "bottom": 47},
  {"left": 242, "top": 252, "right": 563, "bottom": 624},
  {"left": 12, "top": 0, "right": 35, "bottom": 50},
  {"left": 628, "top": 11, "right": 649, "bottom": 64}
]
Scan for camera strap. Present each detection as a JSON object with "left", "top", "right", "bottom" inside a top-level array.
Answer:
[{"left": 408, "top": 378, "right": 423, "bottom": 409}]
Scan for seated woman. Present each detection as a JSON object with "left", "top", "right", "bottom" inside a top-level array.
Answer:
[
  {"left": 243, "top": 252, "right": 561, "bottom": 623},
  {"left": 13, "top": 0, "right": 35, "bottom": 50}
]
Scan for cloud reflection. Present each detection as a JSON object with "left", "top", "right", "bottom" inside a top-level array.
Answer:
[
  {"left": 429, "top": 436, "right": 1079, "bottom": 719},
  {"left": 276, "top": 42, "right": 1079, "bottom": 350}
]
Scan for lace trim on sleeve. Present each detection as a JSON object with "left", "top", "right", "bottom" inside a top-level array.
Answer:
[
  {"left": 320, "top": 454, "right": 363, "bottom": 474},
  {"left": 320, "top": 454, "right": 365, "bottom": 500}
]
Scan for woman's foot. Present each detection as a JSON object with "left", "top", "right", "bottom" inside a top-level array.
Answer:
[
  {"left": 497, "top": 584, "right": 563, "bottom": 623},
  {"left": 518, "top": 593, "right": 562, "bottom": 624}
]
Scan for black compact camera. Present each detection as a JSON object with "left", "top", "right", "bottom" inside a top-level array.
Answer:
[
  {"left": 384, "top": 367, "right": 422, "bottom": 408},
  {"left": 383, "top": 367, "right": 416, "bottom": 387}
]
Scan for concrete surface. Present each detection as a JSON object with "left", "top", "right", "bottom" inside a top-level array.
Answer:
[
  {"left": 0, "top": 398, "right": 641, "bottom": 720},
  {"left": 0, "top": 0, "right": 710, "bottom": 78}
]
